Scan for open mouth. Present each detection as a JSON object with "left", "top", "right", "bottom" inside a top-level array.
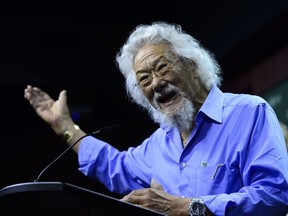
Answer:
[
  {"left": 158, "top": 92, "right": 177, "bottom": 103},
  {"left": 155, "top": 90, "right": 179, "bottom": 107}
]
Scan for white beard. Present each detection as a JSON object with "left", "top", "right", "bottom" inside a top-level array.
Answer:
[{"left": 148, "top": 94, "right": 195, "bottom": 133}]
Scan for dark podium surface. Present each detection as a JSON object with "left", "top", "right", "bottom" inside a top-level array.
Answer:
[{"left": 0, "top": 181, "right": 164, "bottom": 216}]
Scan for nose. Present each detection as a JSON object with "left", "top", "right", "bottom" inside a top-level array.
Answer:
[{"left": 151, "top": 72, "right": 166, "bottom": 92}]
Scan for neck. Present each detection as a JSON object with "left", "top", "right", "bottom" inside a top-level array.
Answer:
[{"left": 180, "top": 122, "right": 195, "bottom": 147}]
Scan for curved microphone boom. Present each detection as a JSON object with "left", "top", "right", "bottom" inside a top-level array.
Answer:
[{"left": 34, "top": 124, "right": 119, "bottom": 182}]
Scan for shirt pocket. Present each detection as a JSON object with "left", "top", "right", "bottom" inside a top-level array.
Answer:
[{"left": 195, "top": 163, "right": 242, "bottom": 195}]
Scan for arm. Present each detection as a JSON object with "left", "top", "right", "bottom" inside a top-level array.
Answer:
[{"left": 203, "top": 102, "right": 288, "bottom": 215}]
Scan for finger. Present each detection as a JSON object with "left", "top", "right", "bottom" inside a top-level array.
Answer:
[
  {"left": 120, "top": 189, "right": 146, "bottom": 202},
  {"left": 24, "top": 85, "right": 33, "bottom": 99},
  {"left": 121, "top": 194, "right": 136, "bottom": 202},
  {"left": 121, "top": 194, "right": 143, "bottom": 205},
  {"left": 59, "top": 90, "right": 67, "bottom": 103},
  {"left": 150, "top": 179, "right": 164, "bottom": 191}
]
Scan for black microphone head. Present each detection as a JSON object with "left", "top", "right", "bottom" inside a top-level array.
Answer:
[{"left": 94, "top": 124, "right": 120, "bottom": 134}]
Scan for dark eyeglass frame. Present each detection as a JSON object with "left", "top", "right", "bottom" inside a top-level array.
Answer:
[{"left": 136, "top": 58, "right": 180, "bottom": 88}]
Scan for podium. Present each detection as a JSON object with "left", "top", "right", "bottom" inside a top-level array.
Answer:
[{"left": 0, "top": 182, "right": 164, "bottom": 216}]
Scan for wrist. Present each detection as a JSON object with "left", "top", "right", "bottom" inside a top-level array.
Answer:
[
  {"left": 62, "top": 124, "right": 80, "bottom": 142},
  {"left": 188, "top": 198, "right": 206, "bottom": 216}
]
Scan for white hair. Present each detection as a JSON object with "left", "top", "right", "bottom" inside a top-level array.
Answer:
[{"left": 115, "top": 21, "right": 222, "bottom": 112}]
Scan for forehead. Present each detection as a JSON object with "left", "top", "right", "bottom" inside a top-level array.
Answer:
[{"left": 134, "top": 43, "right": 171, "bottom": 66}]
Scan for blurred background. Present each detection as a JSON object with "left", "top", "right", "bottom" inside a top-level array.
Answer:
[{"left": 1, "top": 1, "right": 288, "bottom": 198}]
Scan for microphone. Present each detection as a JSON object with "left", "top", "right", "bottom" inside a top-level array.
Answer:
[{"left": 34, "top": 124, "right": 119, "bottom": 182}]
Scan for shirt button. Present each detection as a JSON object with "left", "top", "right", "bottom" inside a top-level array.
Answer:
[{"left": 181, "top": 162, "right": 186, "bottom": 168}]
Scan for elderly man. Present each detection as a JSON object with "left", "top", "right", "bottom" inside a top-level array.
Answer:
[{"left": 24, "top": 22, "right": 288, "bottom": 216}]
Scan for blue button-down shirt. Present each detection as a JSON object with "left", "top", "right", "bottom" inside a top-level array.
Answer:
[{"left": 79, "top": 85, "right": 288, "bottom": 215}]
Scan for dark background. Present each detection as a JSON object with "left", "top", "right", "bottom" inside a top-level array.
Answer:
[{"left": 1, "top": 2, "right": 288, "bottom": 198}]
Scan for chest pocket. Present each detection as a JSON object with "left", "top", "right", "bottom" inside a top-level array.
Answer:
[{"left": 194, "top": 163, "right": 242, "bottom": 196}]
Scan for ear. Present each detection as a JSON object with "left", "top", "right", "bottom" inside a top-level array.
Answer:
[
  {"left": 185, "top": 59, "right": 198, "bottom": 78},
  {"left": 191, "top": 65, "right": 199, "bottom": 78}
]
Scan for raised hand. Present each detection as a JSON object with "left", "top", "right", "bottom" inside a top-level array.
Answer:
[{"left": 24, "top": 85, "right": 74, "bottom": 136}]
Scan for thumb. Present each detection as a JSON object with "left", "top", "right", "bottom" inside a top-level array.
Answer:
[
  {"left": 58, "top": 90, "right": 70, "bottom": 115},
  {"left": 59, "top": 90, "right": 67, "bottom": 103},
  {"left": 150, "top": 179, "right": 164, "bottom": 191}
]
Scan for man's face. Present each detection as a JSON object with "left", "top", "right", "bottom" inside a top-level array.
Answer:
[{"left": 134, "top": 43, "right": 199, "bottom": 116}]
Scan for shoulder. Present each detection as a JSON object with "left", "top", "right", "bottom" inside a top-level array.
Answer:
[
  {"left": 223, "top": 92, "right": 271, "bottom": 109},
  {"left": 142, "top": 126, "right": 172, "bottom": 147}
]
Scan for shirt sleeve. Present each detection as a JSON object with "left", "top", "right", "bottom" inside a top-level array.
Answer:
[
  {"left": 78, "top": 135, "right": 157, "bottom": 194},
  {"left": 202, "top": 103, "right": 288, "bottom": 216}
]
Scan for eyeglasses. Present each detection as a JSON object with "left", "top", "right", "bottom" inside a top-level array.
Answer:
[{"left": 136, "top": 58, "right": 180, "bottom": 89}]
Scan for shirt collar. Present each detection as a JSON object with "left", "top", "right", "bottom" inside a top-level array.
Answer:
[{"left": 198, "top": 85, "right": 223, "bottom": 123}]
